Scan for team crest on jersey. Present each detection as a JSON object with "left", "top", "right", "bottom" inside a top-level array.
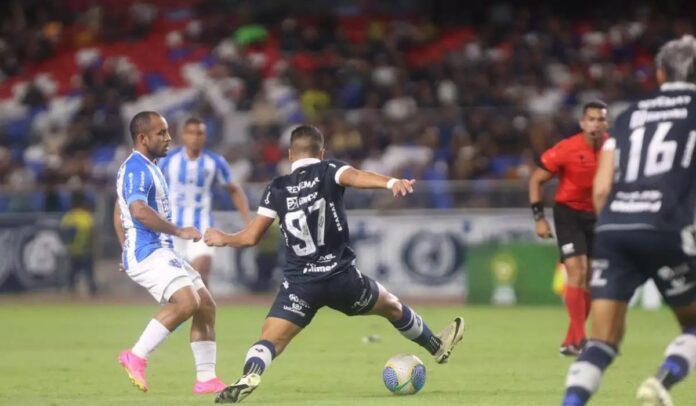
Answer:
[{"left": 286, "top": 197, "right": 299, "bottom": 210}]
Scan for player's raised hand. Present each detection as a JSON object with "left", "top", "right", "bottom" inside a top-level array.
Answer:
[
  {"left": 391, "top": 179, "right": 416, "bottom": 197},
  {"left": 177, "top": 226, "right": 202, "bottom": 242},
  {"left": 535, "top": 218, "right": 554, "bottom": 239},
  {"left": 204, "top": 228, "right": 228, "bottom": 247}
]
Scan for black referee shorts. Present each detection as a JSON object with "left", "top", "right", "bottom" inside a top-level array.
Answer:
[{"left": 553, "top": 203, "right": 596, "bottom": 261}]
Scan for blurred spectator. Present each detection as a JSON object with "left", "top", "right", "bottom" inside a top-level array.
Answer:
[
  {"left": 22, "top": 81, "right": 48, "bottom": 109},
  {"left": 0, "top": 1, "right": 693, "bottom": 201},
  {"left": 60, "top": 191, "right": 97, "bottom": 296},
  {"left": 300, "top": 75, "right": 331, "bottom": 120},
  {"left": 129, "top": 2, "right": 157, "bottom": 40}
]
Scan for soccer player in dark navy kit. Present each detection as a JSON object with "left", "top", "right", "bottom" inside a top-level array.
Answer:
[
  {"left": 561, "top": 35, "right": 696, "bottom": 406},
  {"left": 529, "top": 101, "right": 609, "bottom": 356},
  {"left": 204, "top": 125, "right": 465, "bottom": 403}
]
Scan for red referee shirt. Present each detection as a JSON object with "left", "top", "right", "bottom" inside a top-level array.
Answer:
[{"left": 539, "top": 132, "right": 607, "bottom": 212}]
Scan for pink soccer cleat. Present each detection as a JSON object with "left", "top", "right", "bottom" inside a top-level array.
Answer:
[
  {"left": 118, "top": 350, "right": 148, "bottom": 392},
  {"left": 193, "top": 377, "right": 227, "bottom": 394}
]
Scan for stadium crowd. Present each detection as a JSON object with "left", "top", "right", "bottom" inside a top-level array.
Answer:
[{"left": 0, "top": 0, "right": 692, "bottom": 211}]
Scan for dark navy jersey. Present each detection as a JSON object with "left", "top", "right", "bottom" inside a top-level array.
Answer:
[
  {"left": 257, "top": 158, "right": 356, "bottom": 282},
  {"left": 597, "top": 82, "right": 696, "bottom": 233}
]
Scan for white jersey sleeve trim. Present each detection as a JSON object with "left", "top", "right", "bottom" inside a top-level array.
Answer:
[
  {"left": 257, "top": 207, "right": 277, "bottom": 219},
  {"left": 602, "top": 138, "right": 616, "bottom": 151},
  {"left": 334, "top": 165, "right": 352, "bottom": 185}
]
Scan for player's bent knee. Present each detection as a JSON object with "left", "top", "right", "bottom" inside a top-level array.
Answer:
[
  {"left": 180, "top": 300, "right": 199, "bottom": 318},
  {"left": 175, "top": 291, "right": 201, "bottom": 318},
  {"left": 197, "top": 290, "right": 217, "bottom": 313},
  {"left": 371, "top": 292, "right": 402, "bottom": 320}
]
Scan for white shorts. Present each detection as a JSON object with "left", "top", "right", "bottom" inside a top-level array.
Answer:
[
  {"left": 126, "top": 248, "right": 205, "bottom": 304},
  {"left": 172, "top": 236, "right": 215, "bottom": 262}
]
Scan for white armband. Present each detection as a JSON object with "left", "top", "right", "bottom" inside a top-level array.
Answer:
[{"left": 386, "top": 178, "right": 398, "bottom": 189}]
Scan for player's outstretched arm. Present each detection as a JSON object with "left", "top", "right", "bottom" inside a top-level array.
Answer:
[
  {"left": 204, "top": 215, "right": 274, "bottom": 248},
  {"left": 338, "top": 167, "right": 415, "bottom": 197},
  {"left": 226, "top": 181, "right": 252, "bottom": 225},
  {"left": 593, "top": 141, "right": 616, "bottom": 214},
  {"left": 128, "top": 200, "right": 202, "bottom": 241},
  {"left": 528, "top": 167, "right": 555, "bottom": 239}
]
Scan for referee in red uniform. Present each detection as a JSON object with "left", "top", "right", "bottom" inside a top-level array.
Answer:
[{"left": 528, "top": 101, "right": 609, "bottom": 356}]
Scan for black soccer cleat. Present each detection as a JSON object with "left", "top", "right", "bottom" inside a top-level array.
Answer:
[
  {"left": 560, "top": 339, "right": 587, "bottom": 357},
  {"left": 215, "top": 373, "right": 261, "bottom": 404},
  {"left": 559, "top": 343, "right": 582, "bottom": 357}
]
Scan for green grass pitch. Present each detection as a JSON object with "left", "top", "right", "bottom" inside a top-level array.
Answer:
[{"left": 0, "top": 303, "right": 692, "bottom": 405}]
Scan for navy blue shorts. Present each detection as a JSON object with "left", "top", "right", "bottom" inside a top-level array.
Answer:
[
  {"left": 267, "top": 267, "right": 380, "bottom": 328},
  {"left": 590, "top": 230, "right": 696, "bottom": 306}
]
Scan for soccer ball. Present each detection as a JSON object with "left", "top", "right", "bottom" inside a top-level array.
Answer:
[{"left": 382, "top": 354, "right": 426, "bottom": 395}]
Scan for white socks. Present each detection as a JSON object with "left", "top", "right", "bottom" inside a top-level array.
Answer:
[
  {"left": 191, "top": 341, "right": 217, "bottom": 381},
  {"left": 130, "top": 320, "right": 218, "bottom": 382},
  {"left": 132, "top": 319, "right": 171, "bottom": 359}
]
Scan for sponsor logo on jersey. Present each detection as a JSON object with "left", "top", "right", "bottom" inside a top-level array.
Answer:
[
  {"left": 329, "top": 202, "right": 343, "bottom": 231},
  {"left": 286, "top": 197, "right": 299, "bottom": 210},
  {"left": 298, "top": 192, "right": 318, "bottom": 206},
  {"left": 630, "top": 108, "right": 688, "bottom": 129},
  {"left": 610, "top": 190, "right": 663, "bottom": 213},
  {"left": 302, "top": 262, "right": 338, "bottom": 274},
  {"left": 286, "top": 177, "right": 320, "bottom": 194},
  {"left": 128, "top": 172, "right": 134, "bottom": 194},
  {"left": 638, "top": 95, "right": 691, "bottom": 110},
  {"left": 286, "top": 192, "right": 318, "bottom": 210},
  {"left": 139, "top": 171, "right": 146, "bottom": 192},
  {"left": 317, "top": 253, "right": 336, "bottom": 262}
]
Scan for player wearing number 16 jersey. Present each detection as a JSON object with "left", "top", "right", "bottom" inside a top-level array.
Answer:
[
  {"left": 562, "top": 35, "right": 696, "bottom": 406},
  {"left": 203, "top": 125, "right": 465, "bottom": 403}
]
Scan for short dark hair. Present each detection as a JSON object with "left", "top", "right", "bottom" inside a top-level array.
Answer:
[
  {"left": 129, "top": 111, "right": 160, "bottom": 142},
  {"left": 183, "top": 117, "right": 204, "bottom": 127},
  {"left": 290, "top": 125, "right": 324, "bottom": 156},
  {"left": 582, "top": 100, "right": 608, "bottom": 115}
]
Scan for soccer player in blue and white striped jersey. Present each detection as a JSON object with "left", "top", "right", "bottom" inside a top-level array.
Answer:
[
  {"left": 114, "top": 111, "right": 226, "bottom": 394},
  {"left": 159, "top": 117, "right": 251, "bottom": 285}
]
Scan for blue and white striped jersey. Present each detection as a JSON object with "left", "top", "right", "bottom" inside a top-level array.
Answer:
[
  {"left": 158, "top": 147, "right": 233, "bottom": 232},
  {"left": 116, "top": 151, "right": 174, "bottom": 269}
]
